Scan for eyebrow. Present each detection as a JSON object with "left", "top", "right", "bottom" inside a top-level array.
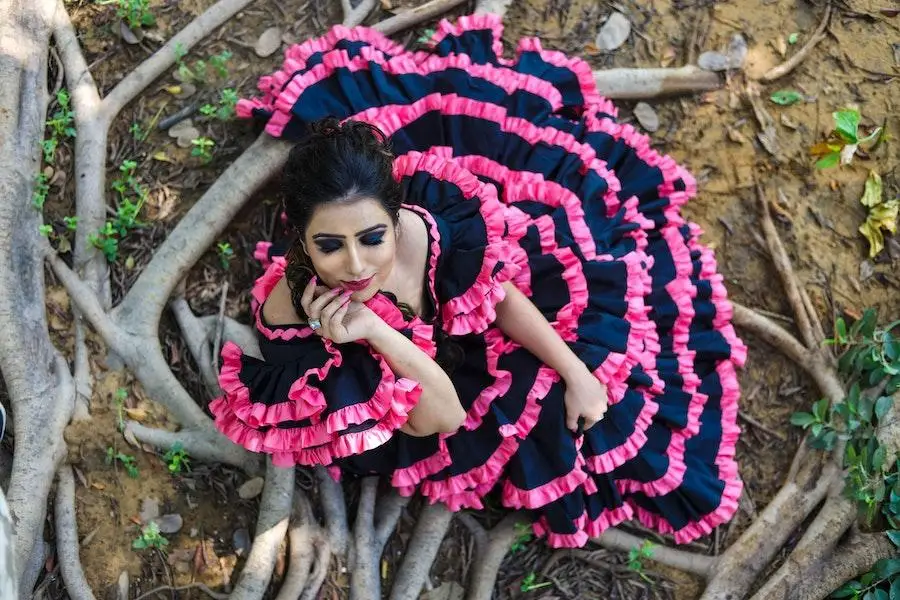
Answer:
[{"left": 312, "top": 224, "right": 387, "bottom": 240}]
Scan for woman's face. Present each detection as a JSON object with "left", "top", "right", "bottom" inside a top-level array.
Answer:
[{"left": 303, "top": 196, "right": 397, "bottom": 302}]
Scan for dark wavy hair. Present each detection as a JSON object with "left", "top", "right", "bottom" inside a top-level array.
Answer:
[
  {"left": 281, "top": 118, "right": 401, "bottom": 311},
  {"left": 280, "top": 118, "right": 463, "bottom": 371}
]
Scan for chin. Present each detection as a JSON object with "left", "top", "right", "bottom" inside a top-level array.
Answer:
[{"left": 349, "top": 285, "right": 379, "bottom": 302}]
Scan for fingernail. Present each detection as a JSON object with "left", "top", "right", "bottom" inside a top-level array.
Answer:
[{"left": 310, "top": 276, "right": 317, "bottom": 285}]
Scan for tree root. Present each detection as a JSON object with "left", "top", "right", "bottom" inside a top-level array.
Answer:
[
  {"left": 463, "top": 512, "right": 524, "bottom": 600},
  {"left": 373, "top": 0, "right": 468, "bottom": 35},
  {"left": 591, "top": 529, "right": 715, "bottom": 577},
  {"left": 351, "top": 477, "right": 382, "bottom": 600},
  {"left": 593, "top": 66, "right": 722, "bottom": 100},
  {"left": 170, "top": 294, "right": 219, "bottom": 396},
  {"left": 125, "top": 421, "right": 262, "bottom": 476},
  {"left": 274, "top": 489, "right": 330, "bottom": 600},
  {"left": 229, "top": 462, "right": 294, "bottom": 600},
  {"left": 389, "top": 502, "right": 454, "bottom": 600},
  {"left": 54, "top": 466, "right": 97, "bottom": 600},
  {"left": 374, "top": 490, "right": 410, "bottom": 552}
]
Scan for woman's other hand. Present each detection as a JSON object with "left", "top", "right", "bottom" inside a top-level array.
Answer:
[
  {"left": 300, "top": 277, "right": 380, "bottom": 344},
  {"left": 562, "top": 367, "right": 609, "bottom": 434}
]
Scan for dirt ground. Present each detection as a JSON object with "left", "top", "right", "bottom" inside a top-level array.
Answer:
[{"left": 32, "top": 0, "right": 900, "bottom": 597}]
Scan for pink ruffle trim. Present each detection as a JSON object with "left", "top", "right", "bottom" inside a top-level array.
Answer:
[
  {"left": 533, "top": 503, "right": 634, "bottom": 548},
  {"left": 393, "top": 150, "right": 521, "bottom": 336}
]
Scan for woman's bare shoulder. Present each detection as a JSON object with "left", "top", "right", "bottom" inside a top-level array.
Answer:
[{"left": 262, "top": 276, "right": 304, "bottom": 326}]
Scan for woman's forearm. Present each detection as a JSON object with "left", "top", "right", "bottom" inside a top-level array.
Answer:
[
  {"left": 494, "top": 282, "right": 591, "bottom": 381},
  {"left": 366, "top": 321, "right": 465, "bottom": 436}
]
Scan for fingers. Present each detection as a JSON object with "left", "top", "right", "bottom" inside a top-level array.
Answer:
[
  {"left": 565, "top": 412, "right": 580, "bottom": 433},
  {"left": 319, "top": 291, "right": 351, "bottom": 327},
  {"left": 307, "top": 284, "right": 344, "bottom": 320}
]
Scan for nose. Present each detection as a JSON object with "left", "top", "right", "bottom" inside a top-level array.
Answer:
[{"left": 345, "top": 244, "right": 364, "bottom": 278}]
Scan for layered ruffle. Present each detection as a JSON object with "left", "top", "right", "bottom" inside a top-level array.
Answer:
[{"left": 232, "top": 13, "right": 746, "bottom": 548}]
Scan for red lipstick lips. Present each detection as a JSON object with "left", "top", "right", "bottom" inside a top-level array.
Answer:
[{"left": 341, "top": 275, "right": 374, "bottom": 291}]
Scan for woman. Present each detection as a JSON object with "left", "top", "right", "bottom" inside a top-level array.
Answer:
[{"left": 211, "top": 14, "right": 747, "bottom": 546}]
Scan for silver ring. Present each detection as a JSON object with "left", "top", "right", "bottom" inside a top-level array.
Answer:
[{"left": 308, "top": 318, "right": 321, "bottom": 331}]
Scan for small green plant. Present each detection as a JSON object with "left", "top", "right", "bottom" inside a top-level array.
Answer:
[
  {"left": 32, "top": 172, "right": 50, "bottom": 210},
  {"left": 216, "top": 242, "right": 234, "bottom": 269},
  {"left": 509, "top": 521, "right": 533, "bottom": 554},
  {"left": 38, "top": 88, "right": 76, "bottom": 173},
  {"left": 106, "top": 447, "right": 139, "bottom": 478},
  {"left": 89, "top": 160, "right": 148, "bottom": 262},
  {"left": 63, "top": 216, "right": 79, "bottom": 231},
  {"left": 163, "top": 442, "right": 191, "bottom": 474},
  {"left": 788, "top": 32, "right": 799, "bottom": 44},
  {"left": 39, "top": 224, "right": 53, "bottom": 237},
  {"left": 770, "top": 89, "right": 804, "bottom": 106},
  {"left": 132, "top": 521, "right": 169, "bottom": 551},
  {"left": 114, "top": 387, "right": 127, "bottom": 431},
  {"left": 791, "top": 310, "right": 900, "bottom": 598},
  {"left": 199, "top": 88, "right": 238, "bottom": 121},
  {"left": 129, "top": 121, "right": 145, "bottom": 141},
  {"left": 97, "top": 0, "right": 155, "bottom": 31},
  {"left": 174, "top": 46, "right": 232, "bottom": 84},
  {"left": 627, "top": 540, "right": 656, "bottom": 583},
  {"left": 416, "top": 27, "right": 436, "bottom": 45},
  {"left": 811, "top": 108, "right": 883, "bottom": 169},
  {"left": 519, "top": 572, "right": 552, "bottom": 593},
  {"left": 191, "top": 137, "right": 215, "bottom": 162}
]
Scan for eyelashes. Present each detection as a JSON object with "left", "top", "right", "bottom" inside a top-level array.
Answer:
[{"left": 315, "top": 234, "right": 385, "bottom": 254}]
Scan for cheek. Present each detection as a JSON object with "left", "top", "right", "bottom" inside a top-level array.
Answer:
[{"left": 308, "top": 253, "right": 342, "bottom": 285}]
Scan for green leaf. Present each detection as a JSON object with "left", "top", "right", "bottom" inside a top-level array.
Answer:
[
  {"left": 834, "top": 109, "right": 861, "bottom": 144},
  {"left": 811, "top": 422, "right": 824, "bottom": 438},
  {"left": 815, "top": 152, "right": 841, "bottom": 169},
  {"left": 874, "top": 446, "right": 886, "bottom": 472},
  {"left": 788, "top": 32, "right": 799, "bottom": 44},
  {"left": 770, "top": 90, "right": 804, "bottom": 105},
  {"left": 814, "top": 398, "right": 831, "bottom": 421},
  {"left": 790, "top": 412, "right": 816, "bottom": 427},
  {"left": 887, "top": 530, "right": 900, "bottom": 547},
  {"left": 836, "top": 317, "right": 848, "bottom": 343},
  {"left": 832, "top": 584, "right": 860, "bottom": 598},
  {"left": 876, "top": 396, "right": 893, "bottom": 421},
  {"left": 876, "top": 589, "right": 889, "bottom": 600},
  {"left": 886, "top": 375, "right": 900, "bottom": 395},
  {"left": 890, "top": 578, "right": 900, "bottom": 600},
  {"left": 859, "top": 395, "right": 875, "bottom": 421},
  {"left": 870, "top": 368, "right": 888, "bottom": 387},
  {"left": 885, "top": 333, "right": 899, "bottom": 361},
  {"left": 874, "top": 558, "right": 900, "bottom": 579}
]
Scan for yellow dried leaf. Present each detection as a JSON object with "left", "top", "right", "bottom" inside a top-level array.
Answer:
[
  {"left": 870, "top": 199, "right": 899, "bottom": 234},
  {"left": 152, "top": 151, "right": 175, "bottom": 163},
  {"left": 164, "top": 85, "right": 182, "bottom": 95},
  {"left": 859, "top": 170, "right": 882, "bottom": 207},
  {"left": 859, "top": 219, "right": 885, "bottom": 258}
]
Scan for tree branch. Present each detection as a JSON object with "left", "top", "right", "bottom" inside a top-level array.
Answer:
[
  {"left": 593, "top": 66, "right": 722, "bottom": 100},
  {"left": 372, "top": 0, "right": 468, "bottom": 35}
]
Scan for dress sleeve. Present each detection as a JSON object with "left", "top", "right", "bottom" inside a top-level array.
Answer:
[
  {"left": 209, "top": 261, "right": 434, "bottom": 468},
  {"left": 393, "top": 150, "right": 521, "bottom": 336}
]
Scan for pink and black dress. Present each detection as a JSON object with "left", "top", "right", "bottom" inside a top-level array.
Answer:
[{"left": 210, "top": 14, "right": 748, "bottom": 547}]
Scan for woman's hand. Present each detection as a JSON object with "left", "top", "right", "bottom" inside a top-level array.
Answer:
[
  {"left": 562, "top": 367, "right": 609, "bottom": 434},
  {"left": 300, "top": 277, "right": 381, "bottom": 344}
]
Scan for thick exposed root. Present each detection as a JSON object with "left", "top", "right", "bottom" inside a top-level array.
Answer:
[
  {"left": 464, "top": 512, "right": 524, "bottom": 600},
  {"left": 351, "top": 477, "right": 382, "bottom": 600},
  {"left": 54, "top": 466, "right": 97, "bottom": 600},
  {"left": 388, "top": 502, "right": 454, "bottom": 600}
]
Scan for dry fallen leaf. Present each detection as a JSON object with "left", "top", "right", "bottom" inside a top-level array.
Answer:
[
  {"left": 255, "top": 27, "right": 283, "bottom": 57},
  {"left": 633, "top": 102, "right": 660, "bottom": 132},
  {"left": 595, "top": 12, "right": 631, "bottom": 51},
  {"left": 118, "top": 20, "right": 143, "bottom": 45}
]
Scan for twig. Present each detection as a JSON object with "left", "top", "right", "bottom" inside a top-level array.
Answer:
[
  {"left": 372, "top": 0, "right": 468, "bottom": 35},
  {"left": 738, "top": 411, "right": 788, "bottom": 442},
  {"left": 756, "top": 184, "right": 817, "bottom": 349},
  {"left": 342, "top": 0, "right": 377, "bottom": 28},
  {"left": 760, "top": 5, "right": 832, "bottom": 82},
  {"left": 591, "top": 528, "right": 715, "bottom": 577},
  {"left": 55, "top": 466, "right": 98, "bottom": 600},
  {"left": 593, "top": 66, "right": 721, "bottom": 100},
  {"left": 212, "top": 281, "right": 229, "bottom": 372},
  {"left": 133, "top": 583, "right": 229, "bottom": 600}
]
